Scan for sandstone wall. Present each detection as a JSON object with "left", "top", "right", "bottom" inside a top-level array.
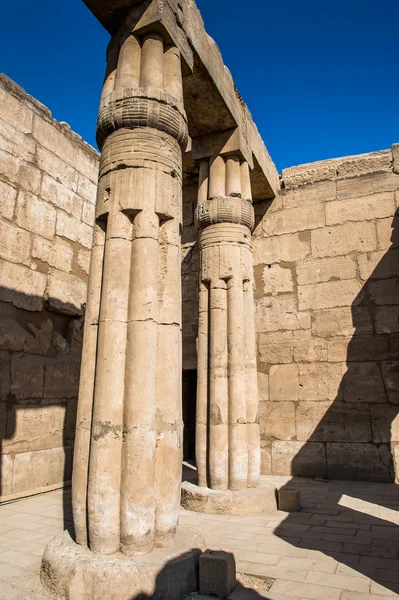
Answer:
[
  {"left": 254, "top": 145, "right": 399, "bottom": 482},
  {"left": 0, "top": 75, "right": 98, "bottom": 501}
]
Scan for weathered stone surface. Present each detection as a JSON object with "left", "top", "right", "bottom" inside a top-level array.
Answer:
[
  {"left": 380, "top": 361, "right": 399, "bottom": 403},
  {"left": 260, "top": 401, "right": 295, "bottom": 440},
  {"left": 259, "top": 331, "right": 293, "bottom": 364},
  {"left": 0, "top": 220, "right": 31, "bottom": 264},
  {"left": 56, "top": 210, "right": 93, "bottom": 248},
  {"left": 296, "top": 257, "right": 356, "bottom": 286},
  {"left": 253, "top": 232, "right": 310, "bottom": 265},
  {"left": 296, "top": 402, "right": 372, "bottom": 443},
  {"left": 41, "top": 528, "right": 204, "bottom": 600},
  {"left": 311, "top": 221, "right": 376, "bottom": 258},
  {"left": 281, "top": 180, "right": 336, "bottom": 209},
  {"left": 262, "top": 264, "right": 293, "bottom": 295},
  {"left": 342, "top": 362, "right": 386, "bottom": 403},
  {"left": 326, "top": 192, "right": 395, "bottom": 225},
  {"left": 181, "top": 481, "right": 277, "bottom": 516},
  {"left": 269, "top": 364, "right": 299, "bottom": 401},
  {"left": 357, "top": 249, "right": 399, "bottom": 280},
  {"left": 312, "top": 306, "right": 373, "bottom": 338},
  {"left": 11, "top": 354, "right": 44, "bottom": 400},
  {"left": 46, "top": 270, "right": 86, "bottom": 316},
  {"left": 293, "top": 330, "right": 327, "bottom": 363},
  {"left": 77, "top": 248, "right": 91, "bottom": 275},
  {"left": 298, "top": 363, "right": 342, "bottom": 402},
  {"left": 257, "top": 372, "right": 269, "bottom": 402},
  {"left": 0, "top": 260, "right": 47, "bottom": 311},
  {"left": 337, "top": 171, "right": 399, "bottom": 200},
  {"left": 4, "top": 403, "right": 67, "bottom": 453},
  {"left": 41, "top": 173, "right": 83, "bottom": 219},
  {"left": 32, "top": 236, "right": 73, "bottom": 272},
  {"left": 16, "top": 191, "right": 56, "bottom": 240},
  {"left": 199, "top": 550, "right": 236, "bottom": 599},
  {"left": 0, "top": 318, "right": 52, "bottom": 355},
  {"left": 393, "top": 143, "right": 399, "bottom": 174},
  {"left": 278, "top": 488, "right": 301, "bottom": 512},
  {"left": 370, "top": 404, "right": 399, "bottom": 443},
  {"left": 0, "top": 179, "right": 17, "bottom": 219},
  {"left": 44, "top": 360, "right": 80, "bottom": 399},
  {"left": 326, "top": 443, "right": 392, "bottom": 481},
  {"left": 376, "top": 217, "right": 396, "bottom": 250},
  {"left": 0, "top": 350, "right": 10, "bottom": 400},
  {"left": 368, "top": 279, "right": 399, "bottom": 305},
  {"left": 298, "top": 279, "right": 363, "bottom": 311},
  {"left": 271, "top": 441, "right": 327, "bottom": 477},
  {"left": 328, "top": 335, "right": 390, "bottom": 362},
  {"left": 256, "top": 295, "right": 310, "bottom": 333},
  {"left": 263, "top": 203, "right": 324, "bottom": 236}
]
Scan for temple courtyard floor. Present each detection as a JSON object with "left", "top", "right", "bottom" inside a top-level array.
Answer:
[{"left": 0, "top": 476, "right": 398, "bottom": 600}]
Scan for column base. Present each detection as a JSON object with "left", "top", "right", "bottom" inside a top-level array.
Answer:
[
  {"left": 41, "top": 526, "right": 205, "bottom": 600},
  {"left": 181, "top": 480, "right": 278, "bottom": 517}
]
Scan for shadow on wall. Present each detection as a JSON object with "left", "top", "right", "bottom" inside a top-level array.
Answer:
[
  {"left": 276, "top": 212, "right": 399, "bottom": 594},
  {"left": 0, "top": 285, "right": 82, "bottom": 532}
]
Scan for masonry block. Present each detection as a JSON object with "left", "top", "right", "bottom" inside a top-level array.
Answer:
[
  {"left": 199, "top": 550, "right": 236, "bottom": 599},
  {"left": 278, "top": 488, "right": 301, "bottom": 512}
]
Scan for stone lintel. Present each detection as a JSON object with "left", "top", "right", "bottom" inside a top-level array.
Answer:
[
  {"left": 191, "top": 128, "right": 254, "bottom": 169},
  {"left": 82, "top": 0, "right": 279, "bottom": 200}
]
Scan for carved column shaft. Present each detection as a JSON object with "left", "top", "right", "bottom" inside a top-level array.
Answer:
[
  {"left": 195, "top": 154, "right": 260, "bottom": 492},
  {"left": 72, "top": 29, "right": 188, "bottom": 556}
]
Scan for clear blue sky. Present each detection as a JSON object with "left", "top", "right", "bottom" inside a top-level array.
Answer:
[{"left": 1, "top": 0, "right": 397, "bottom": 171}]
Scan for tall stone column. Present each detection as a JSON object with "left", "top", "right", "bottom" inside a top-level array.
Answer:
[
  {"left": 71, "top": 30, "right": 188, "bottom": 556},
  {"left": 182, "top": 152, "right": 276, "bottom": 516}
]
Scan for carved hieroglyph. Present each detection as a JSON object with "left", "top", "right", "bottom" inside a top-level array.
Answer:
[
  {"left": 72, "top": 29, "right": 188, "bottom": 556},
  {"left": 195, "top": 154, "right": 261, "bottom": 491}
]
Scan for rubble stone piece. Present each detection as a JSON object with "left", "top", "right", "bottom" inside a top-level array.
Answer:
[
  {"left": 199, "top": 550, "right": 236, "bottom": 599},
  {"left": 278, "top": 488, "right": 301, "bottom": 512}
]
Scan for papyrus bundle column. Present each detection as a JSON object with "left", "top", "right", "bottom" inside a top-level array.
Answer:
[
  {"left": 72, "top": 30, "right": 188, "bottom": 556},
  {"left": 195, "top": 155, "right": 260, "bottom": 491}
]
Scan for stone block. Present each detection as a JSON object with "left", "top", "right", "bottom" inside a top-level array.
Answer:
[
  {"left": 298, "top": 279, "right": 363, "bottom": 311},
  {"left": 337, "top": 171, "right": 399, "bottom": 200},
  {"left": 82, "top": 200, "right": 95, "bottom": 226},
  {"left": 16, "top": 191, "right": 56, "bottom": 240},
  {"left": 376, "top": 217, "right": 396, "bottom": 250},
  {"left": 0, "top": 151, "right": 41, "bottom": 194},
  {"left": 253, "top": 232, "right": 310, "bottom": 266},
  {"left": 36, "top": 146, "right": 78, "bottom": 192},
  {"left": 260, "top": 440, "right": 272, "bottom": 475},
  {"left": 296, "top": 401, "right": 372, "bottom": 443},
  {"left": 47, "top": 270, "right": 87, "bottom": 316},
  {"left": 336, "top": 150, "right": 392, "bottom": 178},
  {"left": 357, "top": 250, "right": 399, "bottom": 280},
  {"left": 0, "top": 117, "right": 36, "bottom": 161},
  {"left": 33, "top": 113, "right": 81, "bottom": 170},
  {"left": 269, "top": 364, "right": 299, "bottom": 401},
  {"left": 376, "top": 306, "right": 399, "bottom": 334},
  {"left": 41, "top": 173, "right": 82, "bottom": 219},
  {"left": 56, "top": 210, "right": 93, "bottom": 249},
  {"left": 44, "top": 360, "right": 80, "bottom": 399},
  {"left": 0, "top": 351, "right": 10, "bottom": 401},
  {"left": 368, "top": 279, "right": 399, "bottom": 305},
  {"left": 199, "top": 550, "right": 236, "bottom": 599},
  {"left": 393, "top": 143, "right": 399, "bottom": 174},
  {"left": 282, "top": 160, "right": 338, "bottom": 187},
  {"left": 326, "top": 443, "right": 392, "bottom": 482},
  {"left": 260, "top": 401, "right": 296, "bottom": 440},
  {"left": 272, "top": 440, "right": 327, "bottom": 477},
  {"left": 262, "top": 203, "right": 325, "bottom": 236},
  {"left": 282, "top": 180, "right": 336, "bottom": 209},
  {"left": 0, "top": 220, "right": 31, "bottom": 264},
  {"left": 10, "top": 446, "right": 72, "bottom": 495},
  {"left": 77, "top": 172, "right": 98, "bottom": 203},
  {"left": 256, "top": 295, "right": 310, "bottom": 333},
  {"left": 11, "top": 353, "right": 44, "bottom": 400},
  {"left": 381, "top": 361, "right": 399, "bottom": 402},
  {"left": 328, "top": 335, "right": 389, "bottom": 362},
  {"left": 296, "top": 257, "right": 356, "bottom": 286},
  {"left": 0, "top": 318, "right": 52, "bottom": 355},
  {"left": 0, "top": 83, "right": 33, "bottom": 133},
  {"left": 0, "top": 260, "right": 47, "bottom": 311},
  {"left": 293, "top": 330, "right": 327, "bottom": 363},
  {"left": 278, "top": 488, "right": 301, "bottom": 512},
  {"left": 4, "top": 403, "right": 67, "bottom": 453},
  {"left": 311, "top": 221, "right": 376, "bottom": 258},
  {"left": 32, "top": 236, "right": 73, "bottom": 272},
  {"left": 0, "top": 179, "right": 17, "bottom": 219},
  {"left": 258, "top": 331, "right": 293, "bottom": 364},
  {"left": 77, "top": 249, "right": 91, "bottom": 275},
  {"left": 325, "top": 192, "right": 395, "bottom": 226},
  {"left": 312, "top": 306, "right": 373, "bottom": 338},
  {"left": 298, "top": 363, "right": 343, "bottom": 402},
  {"left": 342, "top": 362, "right": 386, "bottom": 403},
  {"left": 263, "top": 263, "right": 293, "bottom": 295},
  {"left": 370, "top": 404, "right": 399, "bottom": 443}
]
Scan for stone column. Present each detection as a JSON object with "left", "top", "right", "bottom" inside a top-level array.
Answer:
[
  {"left": 72, "top": 29, "right": 188, "bottom": 557},
  {"left": 182, "top": 152, "right": 276, "bottom": 516}
]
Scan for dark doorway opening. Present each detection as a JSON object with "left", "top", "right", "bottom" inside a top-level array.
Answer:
[{"left": 182, "top": 370, "right": 197, "bottom": 462}]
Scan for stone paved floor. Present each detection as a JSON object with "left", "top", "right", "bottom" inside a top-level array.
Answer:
[{"left": 0, "top": 476, "right": 398, "bottom": 600}]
